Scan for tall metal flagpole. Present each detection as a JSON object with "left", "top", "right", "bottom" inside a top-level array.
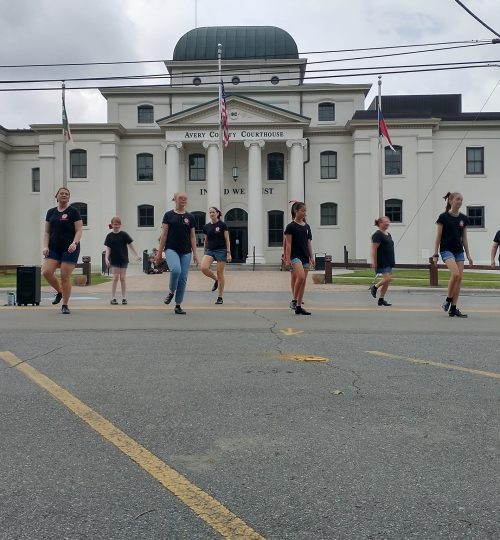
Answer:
[
  {"left": 218, "top": 43, "right": 224, "bottom": 203},
  {"left": 377, "top": 76, "right": 383, "bottom": 217},
  {"left": 62, "top": 81, "right": 67, "bottom": 188}
]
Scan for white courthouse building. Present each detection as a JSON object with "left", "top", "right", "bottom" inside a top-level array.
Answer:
[{"left": 1, "top": 26, "right": 499, "bottom": 267}]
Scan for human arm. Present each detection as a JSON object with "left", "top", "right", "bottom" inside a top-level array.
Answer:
[
  {"left": 155, "top": 223, "right": 168, "bottom": 265},
  {"left": 42, "top": 222, "right": 50, "bottom": 257},
  {"left": 284, "top": 234, "right": 292, "bottom": 267},
  {"left": 370, "top": 242, "right": 379, "bottom": 270},
  {"left": 128, "top": 242, "right": 142, "bottom": 261},
  {"left": 307, "top": 239, "right": 314, "bottom": 267},
  {"left": 491, "top": 242, "right": 499, "bottom": 268},
  {"left": 224, "top": 230, "right": 232, "bottom": 262},
  {"left": 68, "top": 220, "right": 83, "bottom": 253},
  {"left": 432, "top": 223, "right": 443, "bottom": 264},
  {"left": 462, "top": 227, "right": 473, "bottom": 266},
  {"left": 105, "top": 246, "right": 111, "bottom": 267},
  {"left": 190, "top": 227, "right": 199, "bottom": 266}
]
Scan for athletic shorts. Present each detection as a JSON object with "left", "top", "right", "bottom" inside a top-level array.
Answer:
[
  {"left": 440, "top": 251, "right": 465, "bottom": 262},
  {"left": 376, "top": 266, "right": 393, "bottom": 274},
  {"left": 111, "top": 263, "right": 129, "bottom": 269},
  {"left": 47, "top": 247, "right": 80, "bottom": 265},
  {"left": 205, "top": 249, "right": 227, "bottom": 262},
  {"left": 291, "top": 257, "right": 310, "bottom": 269}
]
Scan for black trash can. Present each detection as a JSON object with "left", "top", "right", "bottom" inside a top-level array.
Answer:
[
  {"left": 315, "top": 253, "right": 326, "bottom": 271},
  {"left": 16, "top": 266, "right": 41, "bottom": 306}
]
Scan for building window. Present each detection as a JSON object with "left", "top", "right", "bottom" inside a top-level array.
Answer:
[
  {"left": 70, "top": 149, "right": 87, "bottom": 178},
  {"left": 72, "top": 202, "right": 88, "bottom": 226},
  {"left": 31, "top": 167, "right": 40, "bottom": 193},
  {"left": 466, "top": 206, "right": 484, "bottom": 228},
  {"left": 193, "top": 77, "right": 202, "bottom": 86},
  {"left": 137, "top": 153, "right": 153, "bottom": 181},
  {"left": 320, "top": 151, "right": 337, "bottom": 179},
  {"left": 268, "top": 152, "right": 284, "bottom": 180},
  {"left": 189, "top": 154, "right": 206, "bottom": 181},
  {"left": 232, "top": 76, "right": 240, "bottom": 85},
  {"left": 466, "top": 147, "right": 484, "bottom": 175},
  {"left": 138, "top": 205, "right": 154, "bottom": 227},
  {"left": 271, "top": 76, "right": 279, "bottom": 85},
  {"left": 320, "top": 202, "right": 338, "bottom": 226},
  {"left": 138, "top": 105, "right": 154, "bottom": 124},
  {"left": 192, "top": 211, "right": 206, "bottom": 247},
  {"left": 385, "top": 198, "right": 403, "bottom": 223},
  {"left": 385, "top": 145, "right": 402, "bottom": 175},
  {"left": 318, "top": 102, "right": 335, "bottom": 122},
  {"left": 268, "top": 210, "right": 284, "bottom": 247}
]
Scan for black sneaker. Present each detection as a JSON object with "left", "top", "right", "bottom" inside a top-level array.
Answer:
[
  {"left": 52, "top": 292, "right": 63, "bottom": 305},
  {"left": 442, "top": 300, "right": 451, "bottom": 312},
  {"left": 295, "top": 306, "right": 311, "bottom": 315},
  {"left": 110, "top": 298, "right": 118, "bottom": 305},
  {"left": 369, "top": 285, "right": 377, "bottom": 298},
  {"left": 449, "top": 309, "right": 467, "bottom": 318},
  {"left": 174, "top": 305, "right": 186, "bottom": 315},
  {"left": 215, "top": 297, "right": 223, "bottom": 304},
  {"left": 164, "top": 292, "right": 174, "bottom": 305},
  {"left": 61, "top": 304, "right": 71, "bottom": 314},
  {"left": 290, "top": 299, "right": 297, "bottom": 310},
  {"left": 211, "top": 279, "right": 218, "bottom": 292},
  {"left": 378, "top": 299, "right": 392, "bottom": 306}
]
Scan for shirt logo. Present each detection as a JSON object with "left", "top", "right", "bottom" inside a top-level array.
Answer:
[
  {"left": 459, "top": 220, "right": 464, "bottom": 227},
  {"left": 184, "top": 218, "right": 190, "bottom": 225},
  {"left": 61, "top": 214, "right": 68, "bottom": 220},
  {"left": 215, "top": 227, "right": 220, "bottom": 232}
]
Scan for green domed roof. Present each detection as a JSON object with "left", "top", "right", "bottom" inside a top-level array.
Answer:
[{"left": 173, "top": 26, "right": 298, "bottom": 61}]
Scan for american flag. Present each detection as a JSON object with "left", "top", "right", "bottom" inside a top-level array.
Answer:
[
  {"left": 377, "top": 98, "right": 394, "bottom": 152},
  {"left": 62, "top": 83, "right": 72, "bottom": 143},
  {"left": 220, "top": 80, "right": 229, "bottom": 147}
]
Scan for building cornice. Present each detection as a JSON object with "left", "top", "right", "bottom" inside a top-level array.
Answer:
[{"left": 30, "top": 123, "right": 127, "bottom": 136}]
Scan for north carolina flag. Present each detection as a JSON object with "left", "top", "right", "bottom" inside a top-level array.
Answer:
[
  {"left": 220, "top": 80, "right": 229, "bottom": 147},
  {"left": 378, "top": 100, "right": 394, "bottom": 151}
]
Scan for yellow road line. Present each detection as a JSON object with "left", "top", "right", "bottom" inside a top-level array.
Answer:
[
  {"left": 0, "top": 351, "right": 265, "bottom": 540},
  {"left": 366, "top": 350, "right": 500, "bottom": 380}
]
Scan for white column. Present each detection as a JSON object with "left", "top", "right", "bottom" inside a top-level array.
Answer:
[
  {"left": 164, "top": 141, "right": 183, "bottom": 207},
  {"left": 244, "top": 140, "right": 266, "bottom": 264},
  {"left": 203, "top": 141, "right": 221, "bottom": 211},
  {"left": 286, "top": 139, "right": 306, "bottom": 203}
]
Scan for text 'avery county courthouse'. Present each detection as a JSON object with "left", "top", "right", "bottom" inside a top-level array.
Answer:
[{"left": 1, "top": 26, "right": 499, "bottom": 267}]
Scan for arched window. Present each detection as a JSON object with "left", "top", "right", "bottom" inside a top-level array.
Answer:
[
  {"left": 225, "top": 208, "right": 248, "bottom": 223},
  {"left": 70, "top": 149, "right": 87, "bottom": 178},
  {"left": 385, "top": 145, "right": 402, "bottom": 175},
  {"left": 137, "top": 105, "right": 154, "bottom": 124},
  {"left": 267, "top": 152, "right": 284, "bottom": 180},
  {"left": 320, "top": 202, "right": 338, "bottom": 226},
  {"left": 385, "top": 199, "right": 403, "bottom": 223},
  {"left": 318, "top": 102, "right": 335, "bottom": 122},
  {"left": 268, "top": 210, "right": 284, "bottom": 247},
  {"left": 72, "top": 202, "right": 88, "bottom": 226},
  {"left": 320, "top": 151, "right": 337, "bottom": 179},
  {"left": 137, "top": 153, "right": 153, "bottom": 181},
  {"left": 137, "top": 204, "right": 154, "bottom": 227},
  {"left": 192, "top": 211, "right": 206, "bottom": 247},
  {"left": 189, "top": 154, "right": 206, "bottom": 181}
]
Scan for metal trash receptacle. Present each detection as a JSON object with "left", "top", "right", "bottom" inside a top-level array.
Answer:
[{"left": 315, "top": 253, "right": 326, "bottom": 270}]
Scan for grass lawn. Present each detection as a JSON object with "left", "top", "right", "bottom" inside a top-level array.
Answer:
[
  {"left": 0, "top": 272, "right": 111, "bottom": 289},
  {"left": 331, "top": 268, "right": 500, "bottom": 288}
]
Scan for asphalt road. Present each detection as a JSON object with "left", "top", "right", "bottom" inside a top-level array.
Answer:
[{"left": 1, "top": 288, "right": 499, "bottom": 539}]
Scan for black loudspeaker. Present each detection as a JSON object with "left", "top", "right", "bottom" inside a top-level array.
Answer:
[{"left": 16, "top": 266, "right": 41, "bottom": 306}]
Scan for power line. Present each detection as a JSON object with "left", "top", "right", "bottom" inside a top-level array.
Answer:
[{"left": 453, "top": 0, "right": 500, "bottom": 39}]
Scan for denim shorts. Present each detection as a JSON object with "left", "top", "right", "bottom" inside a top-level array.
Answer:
[
  {"left": 291, "top": 257, "right": 310, "bottom": 269},
  {"left": 205, "top": 249, "right": 227, "bottom": 262},
  {"left": 47, "top": 247, "right": 80, "bottom": 265},
  {"left": 440, "top": 251, "right": 465, "bottom": 262},
  {"left": 376, "top": 266, "right": 393, "bottom": 274}
]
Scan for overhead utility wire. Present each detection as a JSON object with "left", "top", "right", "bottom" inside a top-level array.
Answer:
[{"left": 453, "top": 0, "right": 500, "bottom": 39}]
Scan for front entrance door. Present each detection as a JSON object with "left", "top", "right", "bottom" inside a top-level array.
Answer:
[{"left": 225, "top": 208, "right": 248, "bottom": 263}]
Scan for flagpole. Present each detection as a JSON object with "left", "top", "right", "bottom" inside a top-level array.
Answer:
[
  {"left": 218, "top": 43, "right": 224, "bottom": 205},
  {"left": 377, "top": 76, "right": 383, "bottom": 217},
  {"left": 62, "top": 81, "right": 67, "bottom": 188}
]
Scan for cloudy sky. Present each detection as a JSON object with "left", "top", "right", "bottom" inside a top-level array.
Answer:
[{"left": 1, "top": 0, "right": 500, "bottom": 129}]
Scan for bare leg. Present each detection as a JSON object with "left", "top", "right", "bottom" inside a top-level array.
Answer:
[
  {"left": 60, "top": 263, "right": 75, "bottom": 305},
  {"left": 201, "top": 255, "right": 217, "bottom": 281},
  {"left": 444, "top": 259, "right": 464, "bottom": 304},
  {"left": 111, "top": 267, "right": 120, "bottom": 298},
  {"left": 42, "top": 259, "right": 61, "bottom": 293},
  {"left": 376, "top": 273, "right": 392, "bottom": 297},
  {"left": 292, "top": 262, "right": 307, "bottom": 305},
  {"left": 119, "top": 268, "right": 127, "bottom": 298},
  {"left": 216, "top": 261, "right": 226, "bottom": 296}
]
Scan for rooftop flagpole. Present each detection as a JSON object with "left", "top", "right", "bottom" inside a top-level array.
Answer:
[
  {"left": 62, "top": 81, "right": 68, "bottom": 188},
  {"left": 377, "top": 76, "right": 383, "bottom": 217},
  {"left": 218, "top": 43, "right": 224, "bottom": 202}
]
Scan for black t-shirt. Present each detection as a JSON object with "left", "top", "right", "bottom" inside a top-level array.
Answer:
[
  {"left": 162, "top": 210, "right": 196, "bottom": 254},
  {"left": 284, "top": 221, "right": 312, "bottom": 262},
  {"left": 372, "top": 230, "right": 395, "bottom": 268},
  {"left": 494, "top": 230, "right": 500, "bottom": 261},
  {"left": 203, "top": 221, "right": 228, "bottom": 251},
  {"left": 436, "top": 212, "right": 469, "bottom": 253},
  {"left": 45, "top": 205, "right": 82, "bottom": 252},
  {"left": 104, "top": 231, "right": 133, "bottom": 265}
]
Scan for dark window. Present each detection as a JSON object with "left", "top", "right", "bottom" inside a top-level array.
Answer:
[
  {"left": 192, "top": 211, "right": 206, "bottom": 247},
  {"left": 189, "top": 154, "right": 206, "bottom": 181},
  {"left": 466, "top": 147, "right": 484, "bottom": 174},
  {"left": 271, "top": 76, "right": 279, "bottom": 85},
  {"left": 70, "top": 149, "right": 87, "bottom": 178},
  {"left": 193, "top": 77, "right": 201, "bottom": 86},
  {"left": 225, "top": 208, "right": 248, "bottom": 222},
  {"left": 138, "top": 105, "right": 154, "bottom": 123},
  {"left": 268, "top": 152, "right": 284, "bottom": 180},
  {"left": 138, "top": 204, "right": 154, "bottom": 227},
  {"left": 31, "top": 167, "right": 40, "bottom": 192},
  {"left": 385, "top": 198, "right": 403, "bottom": 223},
  {"left": 320, "top": 202, "right": 338, "bottom": 226},
  {"left": 385, "top": 145, "right": 402, "bottom": 175},
  {"left": 318, "top": 102, "right": 335, "bottom": 122},
  {"left": 72, "top": 202, "right": 88, "bottom": 226},
  {"left": 268, "top": 210, "right": 284, "bottom": 247},
  {"left": 320, "top": 151, "right": 337, "bottom": 179},
  {"left": 466, "top": 205, "right": 484, "bottom": 228},
  {"left": 137, "top": 153, "right": 153, "bottom": 181}
]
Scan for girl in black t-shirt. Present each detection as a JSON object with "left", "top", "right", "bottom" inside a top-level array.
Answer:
[
  {"left": 432, "top": 192, "right": 473, "bottom": 318},
  {"left": 201, "top": 207, "right": 232, "bottom": 304},
  {"left": 42, "top": 187, "right": 83, "bottom": 314},
  {"left": 284, "top": 202, "right": 314, "bottom": 315},
  {"left": 490, "top": 230, "right": 500, "bottom": 269},
  {"left": 104, "top": 216, "right": 141, "bottom": 305},
  {"left": 370, "top": 216, "right": 395, "bottom": 306}
]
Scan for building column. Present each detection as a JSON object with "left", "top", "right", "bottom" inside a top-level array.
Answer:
[
  {"left": 286, "top": 139, "right": 306, "bottom": 203},
  {"left": 164, "top": 141, "right": 183, "bottom": 207},
  {"left": 203, "top": 141, "right": 221, "bottom": 212},
  {"left": 244, "top": 140, "right": 266, "bottom": 264}
]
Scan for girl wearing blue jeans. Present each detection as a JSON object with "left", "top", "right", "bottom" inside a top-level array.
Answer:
[{"left": 156, "top": 192, "right": 199, "bottom": 314}]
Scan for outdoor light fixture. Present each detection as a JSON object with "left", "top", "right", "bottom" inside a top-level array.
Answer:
[{"left": 232, "top": 165, "right": 239, "bottom": 181}]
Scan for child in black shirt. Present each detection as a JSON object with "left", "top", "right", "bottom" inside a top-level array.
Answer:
[{"left": 370, "top": 216, "right": 395, "bottom": 306}]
